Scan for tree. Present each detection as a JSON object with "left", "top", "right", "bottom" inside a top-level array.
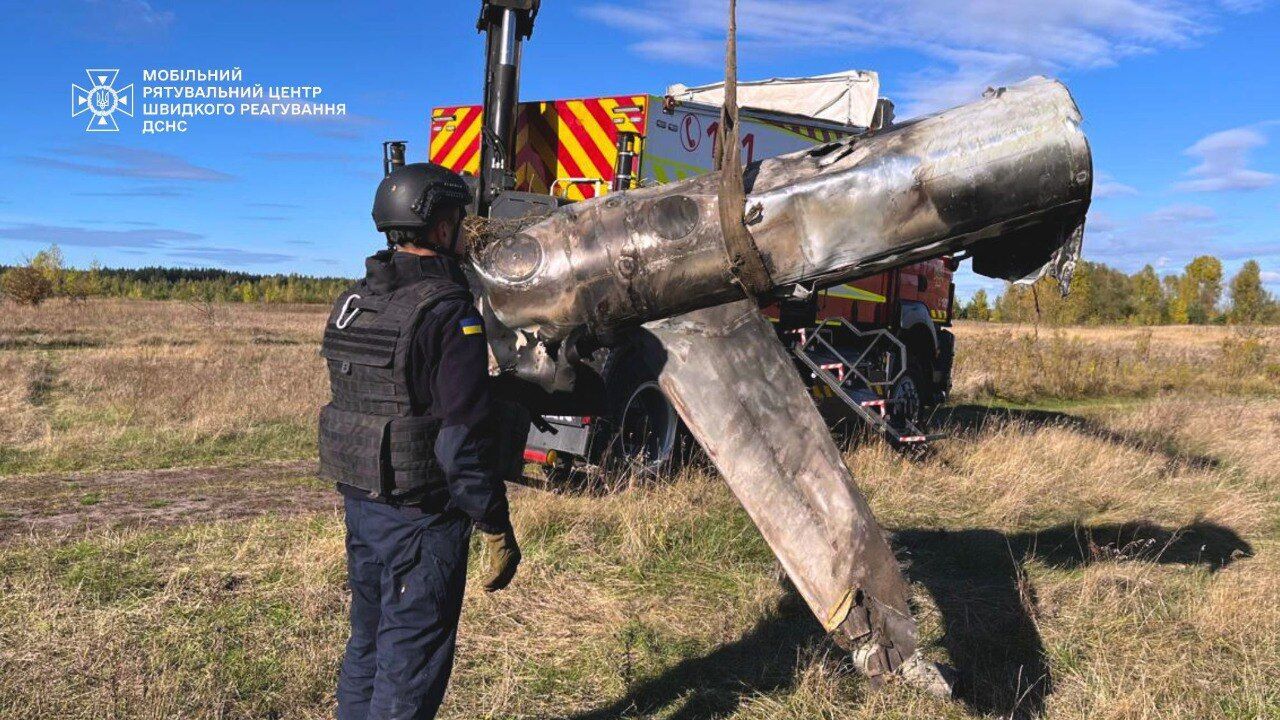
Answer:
[
  {"left": 983, "top": 254, "right": 1255, "bottom": 326},
  {"left": 1, "top": 266, "right": 54, "bottom": 306},
  {"left": 29, "top": 245, "right": 66, "bottom": 296},
  {"left": 1050, "top": 263, "right": 1091, "bottom": 325},
  {"left": 1177, "top": 255, "right": 1223, "bottom": 324},
  {"left": 1087, "top": 263, "right": 1136, "bottom": 323},
  {"left": 1164, "top": 274, "right": 1189, "bottom": 324},
  {"left": 1228, "top": 260, "right": 1276, "bottom": 324},
  {"left": 1130, "top": 265, "right": 1165, "bottom": 325},
  {"left": 964, "top": 289, "right": 992, "bottom": 321},
  {"left": 64, "top": 261, "right": 104, "bottom": 302},
  {"left": 993, "top": 282, "right": 1032, "bottom": 322}
]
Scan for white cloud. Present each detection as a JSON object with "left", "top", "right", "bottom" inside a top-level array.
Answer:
[
  {"left": 0, "top": 221, "right": 298, "bottom": 268},
  {"left": 167, "top": 248, "right": 296, "bottom": 266},
  {"left": 949, "top": 265, "right": 1004, "bottom": 303},
  {"left": 80, "top": 0, "right": 175, "bottom": 41},
  {"left": 1094, "top": 171, "right": 1140, "bottom": 199},
  {"left": 1086, "top": 203, "right": 1227, "bottom": 268},
  {"left": 18, "top": 145, "right": 232, "bottom": 182},
  {"left": 1218, "top": 242, "right": 1280, "bottom": 260},
  {"left": 582, "top": 0, "right": 1260, "bottom": 116},
  {"left": 1087, "top": 211, "right": 1120, "bottom": 233},
  {"left": 1172, "top": 126, "right": 1277, "bottom": 193},
  {"left": 1145, "top": 203, "right": 1218, "bottom": 224},
  {"left": 1261, "top": 270, "right": 1280, "bottom": 282},
  {"left": 1218, "top": 0, "right": 1266, "bottom": 11},
  {"left": 1088, "top": 203, "right": 1280, "bottom": 270},
  {"left": 0, "top": 222, "right": 201, "bottom": 248}
]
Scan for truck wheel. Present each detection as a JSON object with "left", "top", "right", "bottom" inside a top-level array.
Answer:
[
  {"left": 614, "top": 380, "right": 682, "bottom": 474},
  {"left": 889, "top": 357, "right": 927, "bottom": 426},
  {"left": 929, "top": 328, "right": 955, "bottom": 405}
]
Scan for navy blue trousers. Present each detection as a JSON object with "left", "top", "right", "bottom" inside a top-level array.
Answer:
[{"left": 337, "top": 497, "right": 471, "bottom": 720}]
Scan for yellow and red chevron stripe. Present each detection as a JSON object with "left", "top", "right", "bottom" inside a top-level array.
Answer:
[
  {"left": 429, "top": 106, "right": 484, "bottom": 175},
  {"left": 430, "top": 96, "right": 649, "bottom": 202}
]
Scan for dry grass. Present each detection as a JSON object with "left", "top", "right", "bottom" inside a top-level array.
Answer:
[
  {"left": 3, "top": 301, "right": 1274, "bottom": 475},
  {"left": 1, "top": 301, "right": 1278, "bottom": 719},
  {"left": 950, "top": 321, "right": 1280, "bottom": 404},
  {"left": 0, "top": 299, "right": 327, "bottom": 473}
]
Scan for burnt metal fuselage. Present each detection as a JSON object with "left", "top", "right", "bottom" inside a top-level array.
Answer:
[{"left": 472, "top": 77, "right": 1090, "bottom": 344}]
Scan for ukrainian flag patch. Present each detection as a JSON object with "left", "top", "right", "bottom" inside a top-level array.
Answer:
[{"left": 460, "top": 317, "right": 484, "bottom": 336}]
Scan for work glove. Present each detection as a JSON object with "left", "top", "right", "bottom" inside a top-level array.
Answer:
[{"left": 479, "top": 527, "right": 521, "bottom": 592}]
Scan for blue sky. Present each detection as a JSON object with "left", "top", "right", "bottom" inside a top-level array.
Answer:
[{"left": 1, "top": 0, "right": 1277, "bottom": 300}]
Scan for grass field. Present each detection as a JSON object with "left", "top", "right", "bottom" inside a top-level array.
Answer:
[{"left": 1, "top": 299, "right": 1278, "bottom": 719}]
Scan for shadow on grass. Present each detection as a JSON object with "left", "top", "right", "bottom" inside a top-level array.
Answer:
[
  {"left": 566, "top": 520, "right": 1252, "bottom": 720},
  {"left": 898, "top": 520, "right": 1251, "bottom": 719},
  {"left": 932, "top": 404, "right": 1223, "bottom": 471},
  {"left": 0, "top": 337, "right": 103, "bottom": 351},
  {"left": 563, "top": 599, "right": 825, "bottom": 720}
]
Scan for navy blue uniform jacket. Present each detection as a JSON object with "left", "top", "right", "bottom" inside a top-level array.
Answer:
[{"left": 337, "top": 250, "right": 511, "bottom": 534}]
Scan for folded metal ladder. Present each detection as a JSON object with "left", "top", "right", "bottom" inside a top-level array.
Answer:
[{"left": 789, "top": 318, "right": 944, "bottom": 446}]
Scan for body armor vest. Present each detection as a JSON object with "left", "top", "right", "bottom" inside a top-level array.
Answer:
[{"left": 318, "top": 275, "right": 471, "bottom": 500}]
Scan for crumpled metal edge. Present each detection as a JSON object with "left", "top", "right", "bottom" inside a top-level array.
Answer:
[{"left": 1013, "top": 220, "right": 1085, "bottom": 297}]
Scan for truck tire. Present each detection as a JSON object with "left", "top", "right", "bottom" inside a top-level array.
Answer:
[
  {"left": 889, "top": 355, "right": 929, "bottom": 427},
  {"left": 616, "top": 381, "right": 682, "bottom": 470},
  {"left": 596, "top": 348, "right": 688, "bottom": 475},
  {"left": 935, "top": 328, "right": 955, "bottom": 404}
]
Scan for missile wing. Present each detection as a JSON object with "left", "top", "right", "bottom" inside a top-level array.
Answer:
[{"left": 472, "top": 77, "right": 1091, "bottom": 686}]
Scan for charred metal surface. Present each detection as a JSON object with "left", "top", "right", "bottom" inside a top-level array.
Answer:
[
  {"left": 472, "top": 77, "right": 1091, "bottom": 340},
  {"left": 473, "top": 76, "right": 1094, "bottom": 692},
  {"left": 644, "top": 300, "right": 918, "bottom": 679}
]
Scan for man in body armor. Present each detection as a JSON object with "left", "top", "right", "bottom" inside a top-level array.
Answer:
[{"left": 319, "top": 162, "right": 521, "bottom": 720}]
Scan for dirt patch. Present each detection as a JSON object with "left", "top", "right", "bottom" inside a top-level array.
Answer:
[{"left": 0, "top": 462, "right": 338, "bottom": 543}]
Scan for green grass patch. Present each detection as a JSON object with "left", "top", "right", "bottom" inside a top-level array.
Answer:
[
  {"left": 7, "top": 538, "right": 166, "bottom": 606},
  {"left": 0, "top": 420, "right": 315, "bottom": 475},
  {"left": 961, "top": 395, "right": 1154, "bottom": 414}
]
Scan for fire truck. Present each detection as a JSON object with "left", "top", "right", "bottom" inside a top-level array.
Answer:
[{"left": 427, "top": 3, "right": 955, "bottom": 474}]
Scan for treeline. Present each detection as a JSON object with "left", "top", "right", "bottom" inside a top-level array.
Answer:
[
  {"left": 1, "top": 246, "right": 351, "bottom": 306},
  {"left": 959, "top": 256, "right": 1279, "bottom": 325},
  {"left": 5, "top": 245, "right": 1275, "bottom": 323}
]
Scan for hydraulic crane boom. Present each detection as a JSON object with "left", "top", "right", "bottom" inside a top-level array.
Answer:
[{"left": 476, "top": 0, "right": 540, "bottom": 216}]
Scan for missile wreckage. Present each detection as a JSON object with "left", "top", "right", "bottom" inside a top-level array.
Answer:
[
  {"left": 473, "top": 77, "right": 1089, "bottom": 341},
  {"left": 466, "top": 75, "right": 1092, "bottom": 684},
  {"left": 404, "top": 0, "right": 1090, "bottom": 695}
]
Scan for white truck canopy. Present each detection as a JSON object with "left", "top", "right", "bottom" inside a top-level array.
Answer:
[{"left": 666, "top": 70, "right": 881, "bottom": 128}]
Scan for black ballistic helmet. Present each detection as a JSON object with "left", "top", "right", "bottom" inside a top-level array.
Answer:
[{"left": 372, "top": 162, "right": 472, "bottom": 232}]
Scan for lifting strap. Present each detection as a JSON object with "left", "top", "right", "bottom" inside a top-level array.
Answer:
[{"left": 716, "top": 0, "right": 774, "bottom": 298}]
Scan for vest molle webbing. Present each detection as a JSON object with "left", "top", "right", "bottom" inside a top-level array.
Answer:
[{"left": 318, "top": 276, "right": 470, "bottom": 500}]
